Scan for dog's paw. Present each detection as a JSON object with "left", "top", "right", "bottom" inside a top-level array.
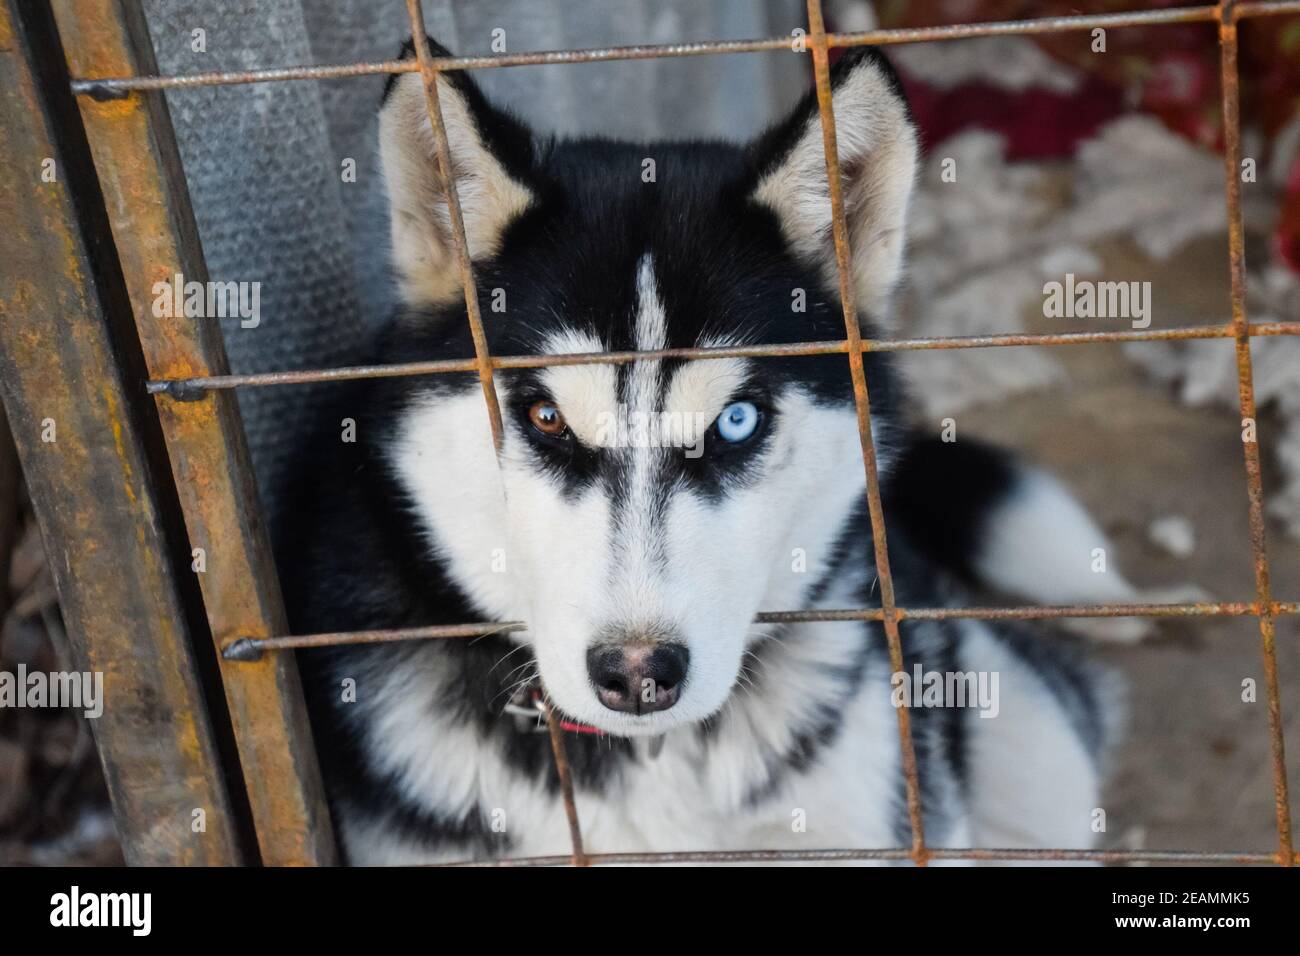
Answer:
[
  {"left": 1131, "top": 582, "right": 1214, "bottom": 606},
  {"left": 1061, "top": 616, "right": 1155, "bottom": 644}
]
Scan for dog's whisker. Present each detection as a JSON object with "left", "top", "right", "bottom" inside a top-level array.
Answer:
[{"left": 487, "top": 642, "right": 533, "bottom": 674}]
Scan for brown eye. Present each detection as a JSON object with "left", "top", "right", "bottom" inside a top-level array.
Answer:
[{"left": 528, "top": 400, "right": 568, "bottom": 437}]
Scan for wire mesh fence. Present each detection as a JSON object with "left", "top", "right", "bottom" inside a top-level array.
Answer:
[{"left": 64, "top": 0, "right": 1300, "bottom": 866}]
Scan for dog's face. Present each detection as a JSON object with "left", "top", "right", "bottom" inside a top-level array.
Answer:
[{"left": 378, "top": 44, "right": 917, "bottom": 735}]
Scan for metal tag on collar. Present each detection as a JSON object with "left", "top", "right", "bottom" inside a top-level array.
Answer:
[{"left": 502, "top": 683, "right": 548, "bottom": 734}]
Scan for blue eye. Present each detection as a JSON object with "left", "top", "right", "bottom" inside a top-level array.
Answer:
[{"left": 716, "top": 401, "right": 761, "bottom": 443}]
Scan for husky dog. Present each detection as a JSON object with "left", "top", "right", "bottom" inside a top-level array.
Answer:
[{"left": 277, "top": 41, "right": 1125, "bottom": 865}]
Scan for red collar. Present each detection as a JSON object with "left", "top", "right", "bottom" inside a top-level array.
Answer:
[{"left": 556, "top": 717, "right": 606, "bottom": 736}]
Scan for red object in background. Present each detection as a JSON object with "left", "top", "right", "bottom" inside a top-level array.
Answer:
[
  {"left": 898, "top": 71, "right": 1123, "bottom": 161},
  {"left": 867, "top": 0, "right": 1300, "bottom": 273}
]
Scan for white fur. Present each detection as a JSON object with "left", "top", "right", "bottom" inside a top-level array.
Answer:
[
  {"left": 376, "top": 341, "right": 1103, "bottom": 864},
  {"left": 338, "top": 550, "right": 1102, "bottom": 865},
  {"left": 958, "top": 620, "right": 1103, "bottom": 852},
  {"left": 978, "top": 470, "right": 1128, "bottom": 606},
  {"left": 975, "top": 469, "right": 1178, "bottom": 643}
]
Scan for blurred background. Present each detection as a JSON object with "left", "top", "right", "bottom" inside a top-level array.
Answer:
[{"left": 3, "top": 0, "right": 1299, "bottom": 863}]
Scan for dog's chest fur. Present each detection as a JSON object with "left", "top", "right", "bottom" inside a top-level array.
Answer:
[{"left": 306, "top": 555, "right": 966, "bottom": 865}]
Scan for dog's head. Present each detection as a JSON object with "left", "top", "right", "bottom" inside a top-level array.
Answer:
[{"left": 377, "top": 41, "right": 917, "bottom": 736}]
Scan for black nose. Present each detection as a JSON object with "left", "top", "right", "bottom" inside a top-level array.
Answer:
[{"left": 586, "top": 643, "right": 689, "bottom": 714}]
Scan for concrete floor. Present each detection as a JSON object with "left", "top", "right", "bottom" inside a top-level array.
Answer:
[{"left": 895, "top": 236, "right": 1299, "bottom": 859}]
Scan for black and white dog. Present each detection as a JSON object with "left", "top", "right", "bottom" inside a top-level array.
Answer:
[{"left": 277, "top": 41, "right": 1129, "bottom": 864}]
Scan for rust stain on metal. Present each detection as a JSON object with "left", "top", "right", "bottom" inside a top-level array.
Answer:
[
  {"left": 143, "top": 322, "right": 1300, "bottom": 398},
  {"left": 0, "top": 0, "right": 241, "bottom": 864},
  {"left": 542, "top": 701, "right": 588, "bottom": 867},
  {"left": 75, "top": 3, "right": 1300, "bottom": 96},
  {"left": 805, "top": 0, "right": 927, "bottom": 866},
  {"left": 102, "top": 385, "right": 139, "bottom": 505},
  {"left": 1214, "top": 0, "right": 1293, "bottom": 866},
  {"left": 445, "top": 847, "right": 1285, "bottom": 867},
  {"left": 51, "top": 0, "right": 336, "bottom": 865},
  {"left": 223, "top": 621, "right": 528, "bottom": 659},
  {"left": 221, "top": 601, "right": 1300, "bottom": 655}
]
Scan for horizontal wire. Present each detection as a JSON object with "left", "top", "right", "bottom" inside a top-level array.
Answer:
[
  {"left": 71, "top": 2, "right": 1300, "bottom": 97},
  {"left": 148, "top": 322, "right": 1300, "bottom": 398},
  {"left": 222, "top": 601, "right": 1300, "bottom": 659},
  {"left": 444, "top": 847, "right": 1292, "bottom": 866}
]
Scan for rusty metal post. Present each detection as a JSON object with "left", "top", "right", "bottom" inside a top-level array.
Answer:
[
  {"left": 50, "top": 0, "right": 336, "bottom": 865},
  {"left": 30, "top": 0, "right": 1300, "bottom": 868},
  {"left": 0, "top": 0, "right": 244, "bottom": 865},
  {"left": 1215, "top": 0, "right": 1293, "bottom": 866},
  {"left": 804, "top": 0, "right": 927, "bottom": 865}
]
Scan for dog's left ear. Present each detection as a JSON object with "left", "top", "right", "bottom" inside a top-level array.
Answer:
[
  {"left": 379, "top": 39, "right": 536, "bottom": 309},
  {"left": 750, "top": 48, "right": 918, "bottom": 321}
]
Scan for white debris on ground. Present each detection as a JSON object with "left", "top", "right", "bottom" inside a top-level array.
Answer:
[
  {"left": 891, "top": 34, "right": 1084, "bottom": 94},
  {"left": 1148, "top": 515, "right": 1197, "bottom": 559},
  {"left": 900, "top": 130, "right": 1069, "bottom": 412},
  {"left": 891, "top": 34, "right": 1300, "bottom": 538},
  {"left": 1127, "top": 266, "right": 1300, "bottom": 539}
]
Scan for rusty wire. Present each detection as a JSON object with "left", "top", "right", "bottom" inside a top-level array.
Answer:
[
  {"left": 446, "top": 847, "right": 1296, "bottom": 867},
  {"left": 80, "top": 0, "right": 1300, "bottom": 867},
  {"left": 220, "top": 601, "right": 1300, "bottom": 662},
  {"left": 69, "top": 2, "right": 1299, "bottom": 98},
  {"left": 803, "top": 0, "right": 927, "bottom": 863},
  {"left": 402, "top": 0, "right": 506, "bottom": 450},
  {"left": 144, "top": 321, "right": 1300, "bottom": 397},
  {"left": 1215, "top": 0, "right": 1293, "bottom": 863},
  {"left": 541, "top": 699, "right": 588, "bottom": 867}
]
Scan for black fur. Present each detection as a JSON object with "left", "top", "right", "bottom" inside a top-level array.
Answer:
[{"left": 886, "top": 436, "right": 1021, "bottom": 588}]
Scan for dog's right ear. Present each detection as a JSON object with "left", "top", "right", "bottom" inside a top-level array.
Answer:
[
  {"left": 379, "top": 39, "right": 535, "bottom": 309},
  {"left": 748, "top": 48, "right": 918, "bottom": 323}
]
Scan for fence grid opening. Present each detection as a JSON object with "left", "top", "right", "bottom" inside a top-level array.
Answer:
[{"left": 66, "top": 0, "right": 1300, "bottom": 867}]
